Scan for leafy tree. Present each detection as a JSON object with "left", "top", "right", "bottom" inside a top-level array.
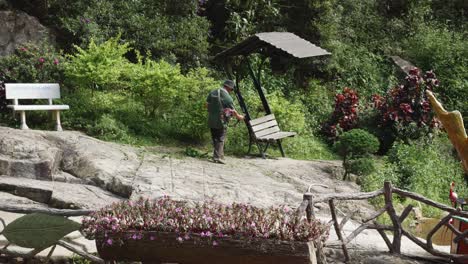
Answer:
[
  {"left": 334, "top": 129, "right": 379, "bottom": 180},
  {"left": 48, "top": 0, "right": 210, "bottom": 67}
]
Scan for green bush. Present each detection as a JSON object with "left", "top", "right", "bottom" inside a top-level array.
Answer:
[
  {"left": 65, "top": 37, "right": 130, "bottom": 91},
  {"left": 88, "top": 114, "right": 130, "bottom": 141},
  {"left": 361, "top": 135, "right": 467, "bottom": 217},
  {"left": 346, "top": 157, "right": 376, "bottom": 177},
  {"left": 334, "top": 129, "right": 379, "bottom": 180}
]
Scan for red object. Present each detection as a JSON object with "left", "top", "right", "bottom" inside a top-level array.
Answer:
[
  {"left": 451, "top": 217, "right": 468, "bottom": 263},
  {"left": 450, "top": 182, "right": 458, "bottom": 207}
]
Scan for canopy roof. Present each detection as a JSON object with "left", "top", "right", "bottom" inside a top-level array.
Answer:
[{"left": 215, "top": 32, "right": 330, "bottom": 59}]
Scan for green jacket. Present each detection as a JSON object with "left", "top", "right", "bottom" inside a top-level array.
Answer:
[{"left": 206, "top": 88, "right": 234, "bottom": 129}]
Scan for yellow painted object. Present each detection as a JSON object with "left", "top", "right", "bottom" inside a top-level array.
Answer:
[{"left": 427, "top": 91, "right": 468, "bottom": 174}]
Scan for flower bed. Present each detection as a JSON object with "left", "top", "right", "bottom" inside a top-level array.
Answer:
[{"left": 82, "top": 197, "right": 330, "bottom": 263}]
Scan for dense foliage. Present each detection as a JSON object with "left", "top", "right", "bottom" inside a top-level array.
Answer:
[
  {"left": 361, "top": 135, "right": 467, "bottom": 217},
  {"left": 82, "top": 197, "right": 330, "bottom": 245},
  {"left": 372, "top": 68, "right": 439, "bottom": 144},
  {"left": 322, "top": 87, "right": 359, "bottom": 141},
  {"left": 47, "top": 0, "right": 210, "bottom": 67},
  {"left": 334, "top": 129, "right": 379, "bottom": 180}
]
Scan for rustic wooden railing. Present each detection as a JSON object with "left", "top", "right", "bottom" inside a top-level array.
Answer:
[
  {"left": 296, "top": 181, "right": 468, "bottom": 263},
  {"left": 0, "top": 207, "right": 103, "bottom": 263}
]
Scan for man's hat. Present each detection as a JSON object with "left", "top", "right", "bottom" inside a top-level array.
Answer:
[{"left": 223, "top": 80, "right": 236, "bottom": 89}]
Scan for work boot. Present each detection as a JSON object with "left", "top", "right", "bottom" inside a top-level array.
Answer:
[{"left": 212, "top": 158, "right": 225, "bottom": 164}]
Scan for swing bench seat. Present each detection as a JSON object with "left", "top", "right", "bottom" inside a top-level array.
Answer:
[{"left": 247, "top": 114, "right": 296, "bottom": 158}]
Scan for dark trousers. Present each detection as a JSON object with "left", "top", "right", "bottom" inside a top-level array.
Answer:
[{"left": 210, "top": 127, "right": 227, "bottom": 160}]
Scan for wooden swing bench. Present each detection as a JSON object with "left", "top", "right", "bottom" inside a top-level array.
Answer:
[{"left": 247, "top": 114, "right": 296, "bottom": 158}]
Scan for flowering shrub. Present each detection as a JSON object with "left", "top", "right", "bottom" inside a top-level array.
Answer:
[
  {"left": 322, "top": 87, "right": 359, "bottom": 141},
  {"left": 372, "top": 68, "right": 439, "bottom": 142},
  {"left": 0, "top": 42, "right": 64, "bottom": 83},
  {"left": 82, "top": 197, "right": 330, "bottom": 247}
]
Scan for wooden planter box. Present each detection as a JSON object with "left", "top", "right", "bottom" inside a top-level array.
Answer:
[{"left": 96, "top": 231, "right": 318, "bottom": 264}]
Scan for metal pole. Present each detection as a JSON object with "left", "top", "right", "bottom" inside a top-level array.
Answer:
[{"left": 246, "top": 57, "right": 271, "bottom": 115}]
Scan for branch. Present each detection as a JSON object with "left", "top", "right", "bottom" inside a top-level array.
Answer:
[
  {"left": 426, "top": 214, "right": 452, "bottom": 250},
  {"left": 0, "top": 206, "right": 94, "bottom": 216},
  {"left": 314, "top": 188, "right": 384, "bottom": 203},
  {"left": 393, "top": 188, "right": 468, "bottom": 218},
  {"left": 57, "top": 240, "right": 104, "bottom": 264}
]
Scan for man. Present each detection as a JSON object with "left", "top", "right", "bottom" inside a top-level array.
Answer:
[{"left": 206, "top": 80, "right": 244, "bottom": 164}]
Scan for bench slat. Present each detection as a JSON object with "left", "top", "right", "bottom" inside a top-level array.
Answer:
[
  {"left": 249, "top": 114, "right": 276, "bottom": 126},
  {"left": 255, "top": 126, "right": 280, "bottom": 138},
  {"left": 5, "top": 83, "right": 61, "bottom": 99},
  {"left": 258, "top": 131, "right": 297, "bottom": 141},
  {"left": 252, "top": 120, "right": 278, "bottom": 132},
  {"left": 8, "top": 105, "right": 70, "bottom": 111}
]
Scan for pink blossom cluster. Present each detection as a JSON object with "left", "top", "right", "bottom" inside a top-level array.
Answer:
[{"left": 81, "top": 197, "right": 330, "bottom": 246}]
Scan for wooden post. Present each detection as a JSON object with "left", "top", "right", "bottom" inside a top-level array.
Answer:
[
  {"left": 304, "top": 192, "right": 315, "bottom": 222},
  {"left": 20, "top": 111, "right": 29, "bottom": 130},
  {"left": 384, "top": 181, "right": 402, "bottom": 254},
  {"left": 55, "top": 110, "right": 63, "bottom": 131},
  {"left": 329, "top": 199, "right": 350, "bottom": 262}
]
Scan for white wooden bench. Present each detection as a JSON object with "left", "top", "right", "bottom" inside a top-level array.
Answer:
[
  {"left": 247, "top": 114, "right": 296, "bottom": 158},
  {"left": 6, "top": 83, "right": 69, "bottom": 131}
]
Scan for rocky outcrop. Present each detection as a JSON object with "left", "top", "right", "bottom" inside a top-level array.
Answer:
[
  {"left": 0, "top": 125, "right": 377, "bottom": 222},
  {"left": 0, "top": 176, "right": 122, "bottom": 209},
  {"left": 0, "top": 126, "right": 372, "bottom": 215},
  {"left": 0, "top": 127, "right": 140, "bottom": 198},
  {"left": 0, "top": 10, "right": 54, "bottom": 57}
]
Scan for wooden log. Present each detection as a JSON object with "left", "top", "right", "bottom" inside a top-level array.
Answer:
[
  {"left": 401, "top": 229, "right": 468, "bottom": 261},
  {"left": 362, "top": 206, "right": 388, "bottom": 223},
  {"left": 0, "top": 205, "right": 93, "bottom": 216},
  {"left": 314, "top": 189, "right": 384, "bottom": 203},
  {"left": 376, "top": 227, "right": 393, "bottom": 252},
  {"left": 399, "top": 205, "right": 414, "bottom": 223},
  {"left": 328, "top": 199, "right": 350, "bottom": 262},
  {"left": 304, "top": 192, "right": 315, "bottom": 222},
  {"left": 345, "top": 223, "right": 393, "bottom": 244},
  {"left": 339, "top": 211, "right": 357, "bottom": 230},
  {"left": 57, "top": 240, "right": 105, "bottom": 264},
  {"left": 296, "top": 200, "right": 309, "bottom": 216},
  {"left": 384, "top": 181, "right": 402, "bottom": 254},
  {"left": 393, "top": 188, "right": 468, "bottom": 218},
  {"left": 426, "top": 214, "right": 452, "bottom": 250},
  {"left": 314, "top": 241, "right": 328, "bottom": 264}
]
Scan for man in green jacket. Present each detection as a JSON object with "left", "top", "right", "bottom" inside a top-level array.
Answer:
[{"left": 206, "top": 80, "right": 244, "bottom": 164}]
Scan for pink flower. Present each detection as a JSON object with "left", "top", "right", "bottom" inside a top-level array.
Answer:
[
  {"left": 106, "top": 238, "right": 113, "bottom": 245},
  {"left": 177, "top": 237, "right": 183, "bottom": 243},
  {"left": 20, "top": 47, "right": 28, "bottom": 52},
  {"left": 38, "top": 58, "right": 45, "bottom": 63},
  {"left": 53, "top": 58, "right": 59, "bottom": 65}
]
